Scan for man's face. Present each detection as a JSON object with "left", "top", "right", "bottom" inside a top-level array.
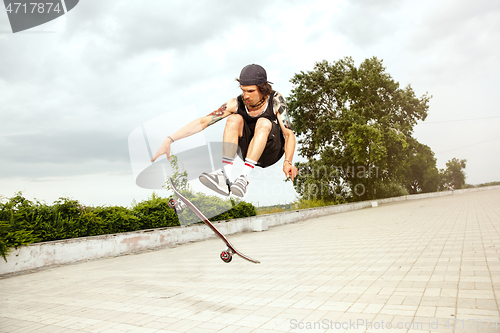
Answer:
[{"left": 240, "top": 85, "right": 263, "bottom": 107}]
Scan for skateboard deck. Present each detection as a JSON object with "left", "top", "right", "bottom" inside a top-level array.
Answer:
[{"left": 168, "top": 178, "right": 260, "bottom": 264}]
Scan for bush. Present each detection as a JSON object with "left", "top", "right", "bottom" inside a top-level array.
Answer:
[
  {"left": 132, "top": 193, "right": 179, "bottom": 229},
  {"left": 374, "top": 181, "right": 409, "bottom": 199},
  {"left": 173, "top": 191, "right": 256, "bottom": 225},
  {"left": 293, "top": 197, "right": 341, "bottom": 210},
  {"left": 0, "top": 191, "right": 257, "bottom": 261}
]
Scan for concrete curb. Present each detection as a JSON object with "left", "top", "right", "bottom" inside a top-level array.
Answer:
[{"left": 2, "top": 185, "right": 499, "bottom": 276}]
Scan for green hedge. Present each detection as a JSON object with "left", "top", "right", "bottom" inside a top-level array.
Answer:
[{"left": 0, "top": 192, "right": 256, "bottom": 261}]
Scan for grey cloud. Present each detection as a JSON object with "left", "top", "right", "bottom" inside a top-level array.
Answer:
[
  {"left": 0, "top": 1, "right": 271, "bottom": 83},
  {"left": 62, "top": 1, "right": 272, "bottom": 58},
  {"left": 404, "top": 1, "right": 500, "bottom": 84},
  {"left": 331, "top": 0, "right": 404, "bottom": 47},
  {"left": 0, "top": 160, "right": 131, "bottom": 179},
  {"left": 410, "top": 1, "right": 500, "bottom": 50},
  {"left": 1, "top": 129, "right": 129, "bottom": 165}
]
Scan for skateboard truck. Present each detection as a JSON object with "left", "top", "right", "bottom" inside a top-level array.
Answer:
[{"left": 168, "top": 197, "right": 186, "bottom": 214}]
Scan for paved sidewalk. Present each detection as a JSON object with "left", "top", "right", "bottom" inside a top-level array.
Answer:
[{"left": 1, "top": 189, "right": 499, "bottom": 333}]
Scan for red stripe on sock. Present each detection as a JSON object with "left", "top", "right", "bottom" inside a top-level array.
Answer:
[
  {"left": 222, "top": 160, "right": 233, "bottom": 165},
  {"left": 244, "top": 163, "right": 255, "bottom": 169}
]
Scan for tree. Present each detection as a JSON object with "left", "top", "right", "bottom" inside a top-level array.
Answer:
[
  {"left": 288, "top": 57, "right": 431, "bottom": 201},
  {"left": 403, "top": 138, "right": 440, "bottom": 194},
  {"left": 164, "top": 154, "right": 189, "bottom": 192},
  {"left": 440, "top": 158, "right": 467, "bottom": 190}
]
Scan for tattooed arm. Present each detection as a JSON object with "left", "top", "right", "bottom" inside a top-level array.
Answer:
[
  {"left": 273, "top": 93, "right": 293, "bottom": 130},
  {"left": 274, "top": 92, "right": 298, "bottom": 181},
  {"left": 203, "top": 98, "right": 237, "bottom": 127},
  {"left": 151, "top": 99, "right": 237, "bottom": 162}
]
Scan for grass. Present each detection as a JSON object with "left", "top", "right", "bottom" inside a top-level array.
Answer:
[{"left": 256, "top": 198, "right": 339, "bottom": 215}]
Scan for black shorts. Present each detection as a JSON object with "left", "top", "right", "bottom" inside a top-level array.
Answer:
[{"left": 237, "top": 119, "right": 285, "bottom": 168}]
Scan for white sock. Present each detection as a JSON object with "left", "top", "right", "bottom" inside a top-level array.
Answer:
[
  {"left": 222, "top": 156, "right": 234, "bottom": 179},
  {"left": 240, "top": 158, "right": 257, "bottom": 178}
]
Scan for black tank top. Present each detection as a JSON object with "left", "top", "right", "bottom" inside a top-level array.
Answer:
[{"left": 236, "top": 91, "right": 279, "bottom": 131}]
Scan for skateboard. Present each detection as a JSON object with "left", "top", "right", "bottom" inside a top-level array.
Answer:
[{"left": 168, "top": 178, "right": 260, "bottom": 264}]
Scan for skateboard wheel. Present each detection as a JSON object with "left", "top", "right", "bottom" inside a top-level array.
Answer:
[
  {"left": 220, "top": 251, "right": 232, "bottom": 263},
  {"left": 168, "top": 199, "right": 176, "bottom": 209}
]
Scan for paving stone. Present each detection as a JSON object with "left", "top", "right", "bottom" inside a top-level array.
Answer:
[{"left": 1, "top": 189, "right": 500, "bottom": 332}]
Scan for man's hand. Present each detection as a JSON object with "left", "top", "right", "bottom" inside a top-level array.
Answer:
[
  {"left": 283, "top": 161, "right": 298, "bottom": 181},
  {"left": 151, "top": 138, "right": 172, "bottom": 162}
]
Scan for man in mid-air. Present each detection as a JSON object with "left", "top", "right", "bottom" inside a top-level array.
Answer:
[{"left": 151, "top": 64, "right": 298, "bottom": 198}]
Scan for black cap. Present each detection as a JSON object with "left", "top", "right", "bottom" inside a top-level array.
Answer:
[{"left": 239, "top": 64, "right": 273, "bottom": 85}]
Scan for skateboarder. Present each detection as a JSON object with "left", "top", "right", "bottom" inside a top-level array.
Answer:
[{"left": 151, "top": 64, "right": 298, "bottom": 198}]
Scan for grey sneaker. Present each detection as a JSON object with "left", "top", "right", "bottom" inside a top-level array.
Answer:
[
  {"left": 230, "top": 175, "right": 249, "bottom": 198},
  {"left": 199, "top": 170, "right": 230, "bottom": 196}
]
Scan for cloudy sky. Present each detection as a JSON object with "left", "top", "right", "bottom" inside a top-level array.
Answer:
[{"left": 1, "top": 0, "right": 499, "bottom": 207}]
